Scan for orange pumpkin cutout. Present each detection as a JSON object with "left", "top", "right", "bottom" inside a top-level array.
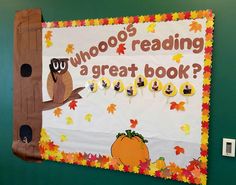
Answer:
[{"left": 111, "top": 130, "right": 149, "bottom": 167}]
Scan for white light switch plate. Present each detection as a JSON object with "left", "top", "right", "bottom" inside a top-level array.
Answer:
[{"left": 222, "top": 138, "right": 235, "bottom": 157}]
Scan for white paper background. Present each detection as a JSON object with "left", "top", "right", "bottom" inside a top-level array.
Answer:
[{"left": 42, "top": 18, "right": 206, "bottom": 167}]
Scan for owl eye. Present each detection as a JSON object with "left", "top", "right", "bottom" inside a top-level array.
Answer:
[
  {"left": 60, "top": 61, "right": 66, "bottom": 70},
  {"left": 53, "top": 62, "right": 59, "bottom": 70}
]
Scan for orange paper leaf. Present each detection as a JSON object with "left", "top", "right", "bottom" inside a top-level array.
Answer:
[
  {"left": 66, "top": 44, "right": 74, "bottom": 54},
  {"left": 191, "top": 166, "right": 201, "bottom": 178},
  {"left": 189, "top": 21, "right": 202, "bottom": 33},
  {"left": 107, "top": 103, "right": 116, "bottom": 114},
  {"left": 53, "top": 107, "right": 62, "bottom": 117},
  {"left": 45, "top": 31, "right": 52, "bottom": 40},
  {"left": 170, "top": 101, "right": 185, "bottom": 111}
]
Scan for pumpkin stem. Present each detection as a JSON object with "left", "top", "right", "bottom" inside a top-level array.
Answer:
[
  {"left": 116, "top": 130, "right": 148, "bottom": 143},
  {"left": 126, "top": 129, "right": 133, "bottom": 138}
]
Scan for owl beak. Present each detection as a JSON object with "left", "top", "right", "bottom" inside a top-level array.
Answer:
[{"left": 58, "top": 70, "right": 61, "bottom": 73}]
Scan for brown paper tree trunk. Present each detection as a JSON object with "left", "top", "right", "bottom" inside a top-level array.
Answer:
[{"left": 13, "top": 9, "right": 43, "bottom": 161}]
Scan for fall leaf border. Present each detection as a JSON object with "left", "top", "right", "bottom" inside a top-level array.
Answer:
[{"left": 41, "top": 9, "right": 214, "bottom": 185}]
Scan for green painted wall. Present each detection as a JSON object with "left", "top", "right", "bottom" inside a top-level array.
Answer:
[{"left": 0, "top": 0, "right": 235, "bottom": 185}]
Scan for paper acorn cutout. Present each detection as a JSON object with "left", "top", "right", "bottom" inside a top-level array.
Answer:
[
  {"left": 162, "top": 82, "right": 177, "bottom": 97},
  {"left": 85, "top": 80, "right": 98, "bottom": 93},
  {"left": 179, "top": 82, "right": 195, "bottom": 97},
  {"left": 148, "top": 78, "right": 163, "bottom": 97},
  {"left": 112, "top": 80, "right": 124, "bottom": 93}
]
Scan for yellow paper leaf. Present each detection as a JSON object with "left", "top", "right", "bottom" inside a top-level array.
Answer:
[
  {"left": 66, "top": 116, "right": 73, "bottom": 125},
  {"left": 206, "top": 20, "right": 214, "bottom": 28},
  {"left": 85, "top": 19, "right": 90, "bottom": 26},
  {"left": 180, "top": 123, "right": 190, "bottom": 135},
  {"left": 118, "top": 164, "right": 124, "bottom": 171},
  {"left": 58, "top": 21, "right": 64, "bottom": 27},
  {"left": 139, "top": 16, "right": 145, "bottom": 23},
  {"left": 95, "top": 161, "right": 101, "bottom": 168},
  {"left": 172, "top": 13, "right": 179, "bottom": 20},
  {"left": 133, "top": 166, "right": 139, "bottom": 173},
  {"left": 60, "top": 134, "right": 68, "bottom": 142},
  {"left": 200, "top": 156, "right": 208, "bottom": 163},
  {"left": 72, "top": 20, "right": 77, "bottom": 27},
  {"left": 123, "top": 17, "right": 129, "bottom": 24},
  {"left": 94, "top": 19, "right": 100, "bottom": 25},
  {"left": 149, "top": 163, "right": 156, "bottom": 176},
  {"left": 108, "top": 18, "right": 114, "bottom": 25},
  {"left": 200, "top": 174, "right": 207, "bottom": 185},
  {"left": 182, "top": 176, "right": 189, "bottom": 183},
  {"left": 147, "top": 23, "right": 156, "bottom": 33},
  {"left": 81, "top": 159, "right": 87, "bottom": 165},
  {"left": 190, "top": 11, "right": 198, "bottom": 19},
  {"left": 201, "top": 133, "right": 209, "bottom": 144},
  {"left": 203, "top": 96, "right": 210, "bottom": 104},
  {"left": 172, "top": 53, "right": 183, "bottom": 63},
  {"left": 84, "top": 113, "right": 93, "bottom": 122},
  {"left": 205, "top": 59, "right": 212, "bottom": 66},
  {"left": 40, "top": 128, "right": 50, "bottom": 143},
  {"left": 203, "top": 78, "right": 211, "bottom": 85},
  {"left": 45, "top": 39, "right": 53, "bottom": 48},
  {"left": 104, "top": 163, "right": 109, "bottom": 169},
  {"left": 155, "top": 14, "right": 161, "bottom": 22},
  {"left": 205, "top": 40, "right": 213, "bottom": 47}
]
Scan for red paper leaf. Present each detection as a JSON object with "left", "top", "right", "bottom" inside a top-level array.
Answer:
[
  {"left": 182, "top": 169, "right": 192, "bottom": 177},
  {"left": 139, "top": 159, "right": 150, "bottom": 170},
  {"left": 166, "top": 13, "right": 173, "bottom": 21},
  {"left": 116, "top": 43, "right": 126, "bottom": 55},
  {"left": 170, "top": 102, "right": 177, "bottom": 110},
  {"left": 69, "top": 100, "right": 78, "bottom": 110},
  {"left": 174, "top": 146, "right": 185, "bottom": 155},
  {"left": 130, "top": 119, "right": 138, "bottom": 128},
  {"left": 88, "top": 154, "right": 97, "bottom": 161}
]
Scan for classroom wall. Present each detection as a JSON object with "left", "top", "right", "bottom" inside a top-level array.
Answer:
[{"left": 0, "top": 0, "right": 235, "bottom": 185}]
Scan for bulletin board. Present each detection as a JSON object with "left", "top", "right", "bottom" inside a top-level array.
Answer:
[{"left": 13, "top": 9, "right": 214, "bottom": 185}]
